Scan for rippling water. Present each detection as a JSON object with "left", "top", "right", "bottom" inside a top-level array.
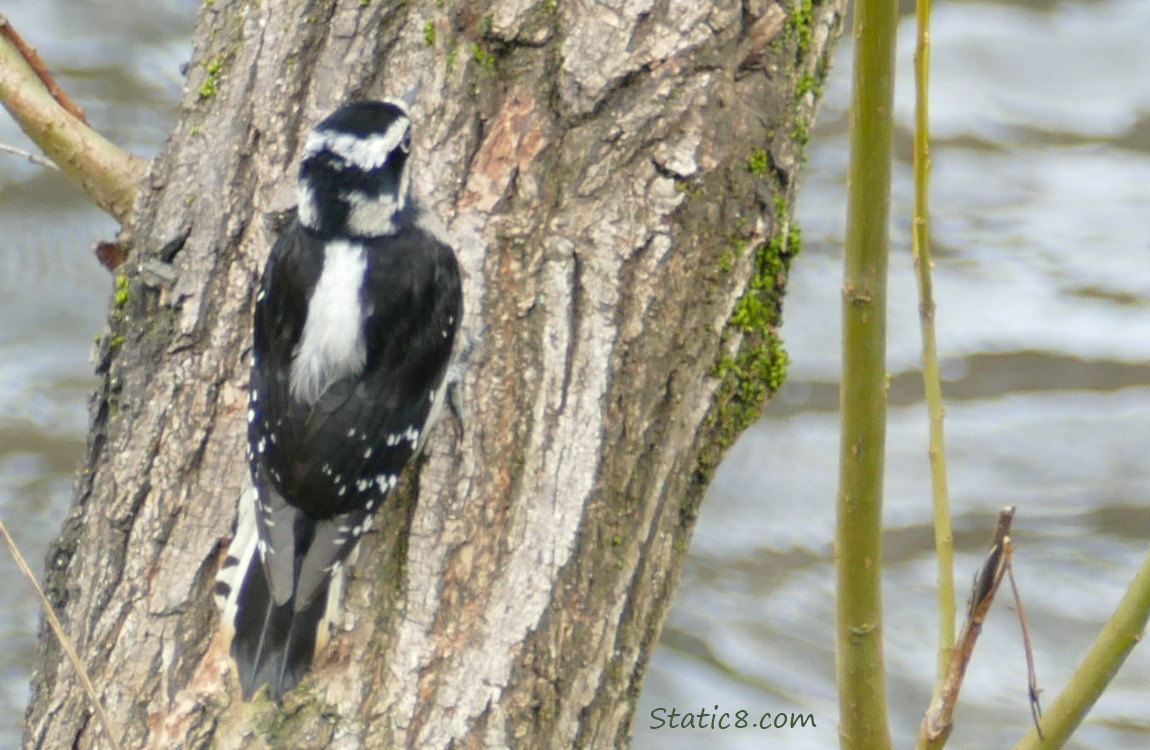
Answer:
[
  {"left": 0, "top": 2, "right": 196, "bottom": 745},
  {"left": 637, "top": 2, "right": 1150, "bottom": 748},
  {"left": 1, "top": 2, "right": 1147, "bottom": 748}
]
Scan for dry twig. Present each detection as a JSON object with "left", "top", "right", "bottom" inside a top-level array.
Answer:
[
  {"left": 0, "top": 518, "right": 122, "bottom": 750},
  {"left": 919, "top": 506, "right": 1042, "bottom": 745},
  {"left": 0, "top": 14, "right": 88, "bottom": 123},
  {"left": 0, "top": 14, "right": 146, "bottom": 226},
  {"left": 0, "top": 140, "right": 60, "bottom": 170},
  {"left": 1007, "top": 562, "right": 1043, "bottom": 735}
]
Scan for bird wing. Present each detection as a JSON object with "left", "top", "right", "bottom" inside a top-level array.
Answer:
[{"left": 252, "top": 227, "right": 462, "bottom": 609}]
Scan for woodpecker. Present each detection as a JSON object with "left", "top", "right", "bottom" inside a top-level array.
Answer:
[{"left": 218, "top": 98, "right": 462, "bottom": 702}]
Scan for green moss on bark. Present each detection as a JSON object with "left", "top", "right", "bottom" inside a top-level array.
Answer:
[{"left": 708, "top": 220, "right": 801, "bottom": 452}]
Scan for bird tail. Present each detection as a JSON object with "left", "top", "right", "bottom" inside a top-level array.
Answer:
[
  {"left": 215, "top": 487, "right": 336, "bottom": 702},
  {"left": 231, "top": 552, "right": 328, "bottom": 702}
]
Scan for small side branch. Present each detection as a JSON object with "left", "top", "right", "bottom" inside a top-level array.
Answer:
[
  {"left": 0, "top": 140, "right": 59, "bottom": 170},
  {"left": 919, "top": 506, "right": 1035, "bottom": 747},
  {"left": 0, "top": 18, "right": 88, "bottom": 123},
  {"left": 0, "top": 15, "right": 147, "bottom": 226},
  {"left": 1012, "top": 540, "right": 1150, "bottom": 748},
  {"left": 1006, "top": 562, "right": 1043, "bottom": 732},
  {"left": 0, "top": 518, "right": 123, "bottom": 750}
]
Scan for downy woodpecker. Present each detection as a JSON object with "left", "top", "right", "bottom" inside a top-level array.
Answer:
[{"left": 218, "top": 98, "right": 462, "bottom": 702}]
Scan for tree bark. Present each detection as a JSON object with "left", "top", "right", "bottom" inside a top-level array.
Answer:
[{"left": 24, "top": 0, "right": 844, "bottom": 747}]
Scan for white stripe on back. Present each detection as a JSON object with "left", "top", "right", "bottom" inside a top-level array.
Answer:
[{"left": 290, "top": 239, "right": 368, "bottom": 404}]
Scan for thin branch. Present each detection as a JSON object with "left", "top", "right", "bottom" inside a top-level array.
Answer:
[
  {"left": 911, "top": 0, "right": 957, "bottom": 690},
  {"left": 0, "top": 15, "right": 146, "bottom": 226},
  {"left": 1006, "top": 561, "right": 1043, "bottom": 737},
  {"left": 1012, "top": 543, "right": 1150, "bottom": 748},
  {"left": 0, "top": 15, "right": 88, "bottom": 124},
  {"left": 918, "top": 506, "right": 1015, "bottom": 748},
  {"left": 0, "top": 140, "right": 59, "bottom": 170},
  {"left": 0, "top": 518, "right": 123, "bottom": 750}
]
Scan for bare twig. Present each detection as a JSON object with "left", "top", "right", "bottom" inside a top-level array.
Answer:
[
  {"left": 919, "top": 506, "right": 1015, "bottom": 747},
  {"left": 0, "top": 15, "right": 146, "bottom": 226},
  {"left": 0, "top": 518, "right": 123, "bottom": 750},
  {"left": 1006, "top": 561, "right": 1043, "bottom": 737},
  {"left": 0, "top": 140, "right": 59, "bottom": 170},
  {"left": 1012, "top": 545, "right": 1150, "bottom": 748},
  {"left": 0, "top": 14, "right": 88, "bottom": 123}
]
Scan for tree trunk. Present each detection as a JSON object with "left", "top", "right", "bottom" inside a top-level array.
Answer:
[{"left": 24, "top": 0, "right": 844, "bottom": 747}]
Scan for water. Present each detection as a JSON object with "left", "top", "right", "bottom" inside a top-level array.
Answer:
[
  {"left": 636, "top": 1, "right": 1150, "bottom": 748},
  {"left": 1, "top": 2, "right": 1147, "bottom": 748},
  {"left": 0, "top": 2, "right": 197, "bottom": 745}
]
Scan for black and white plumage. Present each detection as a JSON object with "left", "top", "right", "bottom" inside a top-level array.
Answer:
[{"left": 219, "top": 99, "right": 462, "bottom": 702}]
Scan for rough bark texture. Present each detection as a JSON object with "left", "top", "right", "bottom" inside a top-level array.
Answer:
[{"left": 25, "top": 0, "right": 844, "bottom": 747}]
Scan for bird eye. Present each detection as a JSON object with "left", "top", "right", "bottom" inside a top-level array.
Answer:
[{"left": 400, "top": 130, "right": 412, "bottom": 153}]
